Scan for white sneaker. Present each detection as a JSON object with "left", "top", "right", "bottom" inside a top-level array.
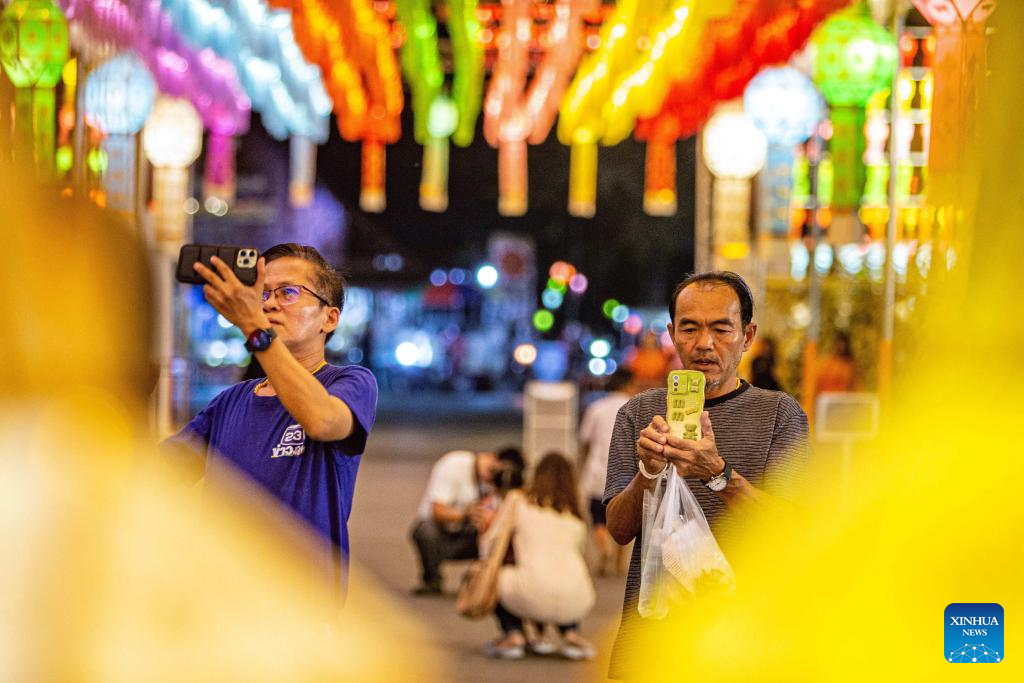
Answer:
[
  {"left": 528, "top": 638, "right": 557, "bottom": 656},
  {"left": 483, "top": 638, "right": 526, "bottom": 660},
  {"left": 559, "top": 634, "right": 596, "bottom": 661}
]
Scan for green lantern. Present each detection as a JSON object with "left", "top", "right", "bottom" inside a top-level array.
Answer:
[
  {"left": 810, "top": 3, "right": 897, "bottom": 209},
  {"left": 395, "top": 0, "right": 482, "bottom": 212},
  {"left": 0, "top": 0, "right": 69, "bottom": 178}
]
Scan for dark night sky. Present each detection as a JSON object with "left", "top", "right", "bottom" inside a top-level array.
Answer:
[{"left": 317, "top": 98, "right": 697, "bottom": 312}]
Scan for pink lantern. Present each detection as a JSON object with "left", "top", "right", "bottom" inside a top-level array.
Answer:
[{"left": 483, "top": 0, "right": 595, "bottom": 216}]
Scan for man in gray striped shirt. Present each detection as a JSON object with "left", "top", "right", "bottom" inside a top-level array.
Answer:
[{"left": 603, "top": 271, "right": 809, "bottom": 679}]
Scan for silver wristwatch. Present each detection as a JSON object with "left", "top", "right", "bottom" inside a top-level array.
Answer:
[{"left": 704, "top": 460, "right": 732, "bottom": 492}]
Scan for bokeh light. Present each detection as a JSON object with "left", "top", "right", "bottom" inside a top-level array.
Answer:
[
  {"left": 589, "top": 338, "right": 611, "bottom": 358},
  {"left": 533, "top": 309, "right": 554, "bottom": 332},
  {"left": 542, "top": 288, "right": 565, "bottom": 309},
  {"left": 568, "top": 273, "right": 588, "bottom": 294},
  {"left": 513, "top": 343, "right": 538, "bottom": 365},
  {"left": 476, "top": 264, "right": 498, "bottom": 288},
  {"left": 602, "top": 298, "right": 620, "bottom": 319}
]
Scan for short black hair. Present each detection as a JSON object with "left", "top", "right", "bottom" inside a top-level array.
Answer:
[
  {"left": 669, "top": 271, "right": 754, "bottom": 327},
  {"left": 495, "top": 466, "right": 524, "bottom": 493},
  {"left": 606, "top": 368, "right": 634, "bottom": 392},
  {"left": 496, "top": 447, "right": 525, "bottom": 471},
  {"left": 263, "top": 243, "right": 346, "bottom": 343},
  {"left": 263, "top": 243, "right": 346, "bottom": 312}
]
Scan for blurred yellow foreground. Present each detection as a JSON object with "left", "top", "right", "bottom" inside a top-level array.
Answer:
[{"left": 0, "top": 166, "right": 439, "bottom": 681}]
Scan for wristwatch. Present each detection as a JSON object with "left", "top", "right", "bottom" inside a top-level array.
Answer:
[
  {"left": 704, "top": 459, "right": 732, "bottom": 492},
  {"left": 244, "top": 326, "right": 277, "bottom": 353}
]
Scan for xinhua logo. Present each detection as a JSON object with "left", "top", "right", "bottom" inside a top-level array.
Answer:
[{"left": 945, "top": 603, "right": 1003, "bottom": 663}]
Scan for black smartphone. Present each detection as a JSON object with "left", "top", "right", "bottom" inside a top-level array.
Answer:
[{"left": 175, "top": 244, "right": 259, "bottom": 286}]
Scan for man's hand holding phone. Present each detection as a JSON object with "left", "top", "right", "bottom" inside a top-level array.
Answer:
[{"left": 193, "top": 256, "right": 270, "bottom": 337}]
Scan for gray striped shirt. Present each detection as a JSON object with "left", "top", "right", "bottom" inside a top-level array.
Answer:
[{"left": 602, "top": 381, "right": 809, "bottom": 679}]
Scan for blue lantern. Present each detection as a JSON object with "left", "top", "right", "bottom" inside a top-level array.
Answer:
[
  {"left": 84, "top": 51, "right": 155, "bottom": 213},
  {"left": 744, "top": 67, "right": 825, "bottom": 239},
  {"left": 85, "top": 51, "right": 155, "bottom": 135},
  {"left": 744, "top": 66, "right": 824, "bottom": 148}
]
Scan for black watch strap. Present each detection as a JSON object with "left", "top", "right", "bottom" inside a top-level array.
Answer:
[
  {"left": 245, "top": 327, "right": 277, "bottom": 353},
  {"left": 704, "top": 459, "right": 732, "bottom": 485}
]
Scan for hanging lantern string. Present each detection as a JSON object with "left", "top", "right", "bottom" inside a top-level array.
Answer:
[
  {"left": 60, "top": 0, "right": 251, "bottom": 136},
  {"left": 156, "top": 0, "right": 331, "bottom": 142},
  {"left": 484, "top": 0, "right": 596, "bottom": 149},
  {"left": 637, "top": 0, "right": 848, "bottom": 146}
]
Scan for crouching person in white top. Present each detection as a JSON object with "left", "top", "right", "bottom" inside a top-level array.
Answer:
[
  {"left": 481, "top": 453, "right": 597, "bottom": 661},
  {"left": 411, "top": 448, "right": 524, "bottom": 595}
]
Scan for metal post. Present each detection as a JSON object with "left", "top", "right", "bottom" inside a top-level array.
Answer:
[
  {"left": 72, "top": 58, "right": 87, "bottom": 192},
  {"left": 801, "top": 133, "right": 822, "bottom": 420},
  {"left": 694, "top": 134, "right": 711, "bottom": 272},
  {"left": 879, "top": 9, "right": 905, "bottom": 413}
]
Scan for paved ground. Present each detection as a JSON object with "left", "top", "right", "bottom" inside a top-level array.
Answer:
[{"left": 346, "top": 407, "right": 628, "bottom": 683}]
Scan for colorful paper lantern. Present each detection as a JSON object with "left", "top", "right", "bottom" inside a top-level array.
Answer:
[
  {"left": 558, "top": 0, "right": 665, "bottom": 217},
  {"left": 484, "top": 0, "right": 595, "bottom": 216},
  {"left": 84, "top": 51, "right": 155, "bottom": 213},
  {"left": 289, "top": 135, "right": 317, "bottom": 208},
  {"left": 57, "top": 0, "right": 252, "bottom": 146},
  {"left": 810, "top": 3, "right": 897, "bottom": 209},
  {"left": 632, "top": 0, "right": 844, "bottom": 219},
  {"left": 744, "top": 66, "right": 825, "bottom": 237},
  {"left": 744, "top": 66, "right": 824, "bottom": 148},
  {"left": 599, "top": 0, "right": 730, "bottom": 147},
  {"left": 483, "top": 0, "right": 532, "bottom": 217},
  {"left": 85, "top": 51, "right": 154, "bottom": 135},
  {"left": 143, "top": 96, "right": 202, "bottom": 245},
  {"left": 703, "top": 106, "right": 767, "bottom": 180},
  {"left": 643, "top": 140, "right": 677, "bottom": 217},
  {"left": 912, "top": 0, "right": 997, "bottom": 223},
  {"left": 702, "top": 104, "right": 767, "bottom": 262},
  {"left": 154, "top": 0, "right": 333, "bottom": 206},
  {"left": 396, "top": 0, "right": 481, "bottom": 212},
  {"left": 0, "top": 0, "right": 69, "bottom": 177}
]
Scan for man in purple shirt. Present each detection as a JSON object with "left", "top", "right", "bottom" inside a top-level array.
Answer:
[{"left": 169, "top": 243, "right": 377, "bottom": 599}]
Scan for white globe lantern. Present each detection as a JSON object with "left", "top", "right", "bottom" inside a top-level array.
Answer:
[
  {"left": 702, "top": 104, "right": 767, "bottom": 263},
  {"left": 143, "top": 96, "right": 202, "bottom": 168},
  {"left": 143, "top": 97, "right": 203, "bottom": 245},
  {"left": 702, "top": 105, "right": 767, "bottom": 180}
]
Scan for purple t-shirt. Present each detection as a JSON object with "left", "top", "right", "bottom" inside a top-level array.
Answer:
[{"left": 170, "top": 364, "right": 377, "bottom": 593}]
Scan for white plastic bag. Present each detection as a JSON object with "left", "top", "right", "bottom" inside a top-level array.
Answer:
[{"left": 637, "top": 467, "right": 734, "bottom": 619}]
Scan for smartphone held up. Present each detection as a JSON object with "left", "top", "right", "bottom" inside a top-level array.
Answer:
[{"left": 175, "top": 244, "right": 260, "bottom": 286}]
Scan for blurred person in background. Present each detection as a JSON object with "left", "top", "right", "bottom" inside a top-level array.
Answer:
[
  {"left": 168, "top": 243, "right": 378, "bottom": 601},
  {"left": 578, "top": 368, "right": 635, "bottom": 575},
  {"left": 410, "top": 448, "right": 525, "bottom": 595},
  {"left": 749, "top": 336, "right": 781, "bottom": 391},
  {"left": 628, "top": 330, "right": 671, "bottom": 391},
  {"left": 816, "top": 331, "right": 858, "bottom": 394},
  {"left": 481, "top": 452, "right": 597, "bottom": 661},
  {"left": 0, "top": 168, "right": 432, "bottom": 681}
]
